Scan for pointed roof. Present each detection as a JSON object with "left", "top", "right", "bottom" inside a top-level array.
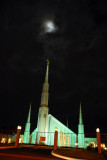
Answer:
[
  {"left": 45, "top": 59, "right": 49, "bottom": 82},
  {"left": 27, "top": 104, "right": 31, "bottom": 123},
  {"left": 79, "top": 102, "right": 83, "bottom": 124}
]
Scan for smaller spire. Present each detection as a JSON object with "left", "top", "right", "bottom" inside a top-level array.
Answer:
[
  {"left": 45, "top": 59, "right": 49, "bottom": 82},
  {"left": 27, "top": 104, "right": 31, "bottom": 123},
  {"left": 79, "top": 102, "right": 83, "bottom": 124}
]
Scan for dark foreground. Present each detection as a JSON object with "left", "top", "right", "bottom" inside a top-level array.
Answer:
[
  {"left": 0, "top": 146, "right": 107, "bottom": 160},
  {"left": 54, "top": 148, "right": 107, "bottom": 160},
  {"left": 0, "top": 148, "right": 62, "bottom": 160}
]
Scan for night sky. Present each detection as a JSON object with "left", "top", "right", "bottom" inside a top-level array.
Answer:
[{"left": 0, "top": 0, "right": 107, "bottom": 134}]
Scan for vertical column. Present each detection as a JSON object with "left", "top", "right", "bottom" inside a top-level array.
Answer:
[
  {"left": 54, "top": 128, "right": 58, "bottom": 150},
  {"left": 15, "top": 126, "right": 21, "bottom": 148},
  {"left": 96, "top": 128, "right": 101, "bottom": 154}
]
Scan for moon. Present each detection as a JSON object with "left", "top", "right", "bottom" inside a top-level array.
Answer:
[
  {"left": 43, "top": 20, "right": 57, "bottom": 33},
  {"left": 46, "top": 21, "right": 55, "bottom": 32}
]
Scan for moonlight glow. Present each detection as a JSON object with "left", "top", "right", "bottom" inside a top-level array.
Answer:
[{"left": 43, "top": 20, "right": 57, "bottom": 33}]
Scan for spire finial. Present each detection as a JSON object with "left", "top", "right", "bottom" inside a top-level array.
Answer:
[
  {"left": 27, "top": 104, "right": 31, "bottom": 123},
  {"left": 47, "top": 59, "right": 49, "bottom": 65},
  {"left": 45, "top": 59, "right": 49, "bottom": 82},
  {"left": 79, "top": 102, "right": 83, "bottom": 124}
]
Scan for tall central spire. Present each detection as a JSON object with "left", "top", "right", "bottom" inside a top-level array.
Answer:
[
  {"left": 79, "top": 102, "right": 83, "bottom": 124},
  {"left": 40, "top": 59, "right": 49, "bottom": 108},
  {"left": 37, "top": 60, "right": 49, "bottom": 144},
  {"left": 45, "top": 59, "right": 49, "bottom": 82}
]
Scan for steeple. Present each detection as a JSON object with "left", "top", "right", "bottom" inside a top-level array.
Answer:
[
  {"left": 23, "top": 104, "right": 31, "bottom": 143},
  {"left": 37, "top": 60, "right": 49, "bottom": 144},
  {"left": 27, "top": 104, "right": 31, "bottom": 123},
  {"left": 78, "top": 102, "right": 85, "bottom": 148},
  {"left": 45, "top": 59, "right": 49, "bottom": 82},
  {"left": 79, "top": 102, "right": 83, "bottom": 124},
  {"left": 40, "top": 59, "right": 49, "bottom": 108}
]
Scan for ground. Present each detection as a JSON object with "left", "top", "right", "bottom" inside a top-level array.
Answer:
[
  {"left": 0, "top": 145, "right": 107, "bottom": 160},
  {"left": 54, "top": 148, "right": 107, "bottom": 160}
]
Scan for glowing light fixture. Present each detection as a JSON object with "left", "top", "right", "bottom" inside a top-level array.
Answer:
[
  {"left": 55, "top": 128, "right": 58, "bottom": 131},
  {"left": 1, "top": 138, "right": 6, "bottom": 143},
  {"left": 17, "top": 126, "right": 22, "bottom": 129},
  {"left": 19, "top": 138, "right": 23, "bottom": 143},
  {"left": 75, "top": 143, "right": 78, "bottom": 146},
  {"left": 8, "top": 138, "right": 12, "bottom": 143},
  {"left": 96, "top": 128, "right": 100, "bottom": 132},
  {"left": 101, "top": 144, "right": 105, "bottom": 148}
]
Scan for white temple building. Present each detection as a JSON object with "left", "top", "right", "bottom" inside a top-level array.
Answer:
[{"left": 23, "top": 60, "right": 97, "bottom": 148}]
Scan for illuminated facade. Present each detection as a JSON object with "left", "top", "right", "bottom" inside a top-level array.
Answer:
[{"left": 23, "top": 60, "right": 97, "bottom": 148}]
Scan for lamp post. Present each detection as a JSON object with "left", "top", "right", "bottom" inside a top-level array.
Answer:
[
  {"left": 54, "top": 128, "right": 58, "bottom": 150},
  {"left": 15, "top": 126, "right": 22, "bottom": 148},
  {"left": 96, "top": 128, "right": 101, "bottom": 154}
]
